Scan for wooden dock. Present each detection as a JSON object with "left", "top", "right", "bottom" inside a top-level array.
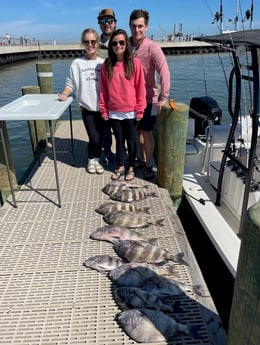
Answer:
[{"left": 0, "top": 120, "right": 226, "bottom": 344}]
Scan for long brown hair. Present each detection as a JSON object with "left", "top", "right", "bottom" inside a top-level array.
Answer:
[{"left": 105, "top": 29, "right": 134, "bottom": 80}]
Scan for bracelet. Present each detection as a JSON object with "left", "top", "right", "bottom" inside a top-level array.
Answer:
[{"left": 62, "top": 92, "right": 67, "bottom": 96}]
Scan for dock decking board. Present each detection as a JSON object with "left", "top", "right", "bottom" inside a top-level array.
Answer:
[{"left": 0, "top": 120, "right": 226, "bottom": 344}]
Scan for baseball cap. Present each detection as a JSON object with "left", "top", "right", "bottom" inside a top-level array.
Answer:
[{"left": 98, "top": 8, "right": 116, "bottom": 21}]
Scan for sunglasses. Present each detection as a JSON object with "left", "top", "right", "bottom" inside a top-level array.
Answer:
[
  {"left": 99, "top": 18, "right": 114, "bottom": 25},
  {"left": 112, "top": 40, "right": 126, "bottom": 47},
  {"left": 83, "top": 40, "right": 97, "bottom": 46}
]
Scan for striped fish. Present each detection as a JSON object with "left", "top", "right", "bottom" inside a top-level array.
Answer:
[
  {"left": 89, "top": 225, "right": 156, "bottom": 244},
  {"left": 109, "top": 262, "right": 176, "bottom": 281},
  {"left": 102, "top": 180, "right": 149, "bottom": 197},
  {"left": 109, "top": 189, "right": 157, "bottom": 203},
  {"left": 103, "top": 211, "right": 164, "bottom": 228},
  {"left": 113, "top": 240, "right": 187, "bottom": 265},
  {"left": 95, "top": 201, "right": 150, "bottom": 215},
  {"left": 83, "top": 254, "right": 123, "bottom": 273}
]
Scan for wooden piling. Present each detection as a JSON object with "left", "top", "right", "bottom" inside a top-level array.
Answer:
[
  {"left": 0, "top": 122, "right": 18, "bottom": 204},
  {"left": 156, "top": 101, "right": 189, "bottom": 208},
  {"left": 36, "top": 62, "right": 57, "bottom": 130},
  {"left": 21, "top": 86, "right": 48, "bottom": 156},
  {"left": 36, "top": 62, "right": 54, "bottom": 94},
  {"left": 227, "top": 202, "right": 260, "bottom": 345}
]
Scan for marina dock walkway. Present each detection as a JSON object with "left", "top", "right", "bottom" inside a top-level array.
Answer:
[{"left": 0, "top": 120, "right": 226, "bottom": 345}]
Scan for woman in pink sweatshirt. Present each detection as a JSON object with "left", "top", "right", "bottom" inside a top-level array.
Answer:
[{"left": 100, "top": 28, "right": 146, "bottom": 181}]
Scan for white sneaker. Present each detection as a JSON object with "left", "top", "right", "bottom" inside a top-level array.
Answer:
[
  {"left": 94, "top": 158, "right": 104, "bottom": 174},
  {"left": 87, "top": 159, "right": 96, "bottom": 174}
]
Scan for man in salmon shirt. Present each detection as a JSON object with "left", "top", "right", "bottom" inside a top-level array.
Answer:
[{"left": 129, "top": 9, "right": 170, "bottom": 180}]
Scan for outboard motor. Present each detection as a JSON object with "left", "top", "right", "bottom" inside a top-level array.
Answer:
[{"left": 189, "top": 96, "right": 222, "bottom": 136}]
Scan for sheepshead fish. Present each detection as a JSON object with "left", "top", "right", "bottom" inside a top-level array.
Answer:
[
  {"left": 110, "top": 189, "right": 157, "bottom": 203},
  {"left": 102, "top": 181, "right": 149, "bottom": 197},
  {"left": 102, "top": 182, "right": 130, "bottom": 197},
  {"left": 83, "top": 255, "right": 123, "bottom": 273},
  {"left": 109, "top": 263, "right": 176, "bottom": 283},
  {"left": 113, "top": 287, "right": 182, "bottom": 313},
  {"left": 103, "top": 211, "right": 164, "bottom": 228},
  {"left": 116, "top": 308, "right": 201, "bottom": 342},
  {"left": 114, "top": 239, "right": 186, "bottom": 265},
  {"left": 95, "top": 201, "right": 150, "bottom": 215},
  {"left": 89, "top": 225, "right": 156, "bottom": 244},
  {"left": 109, "top": 266, "right": 168, "bottom": 286}
]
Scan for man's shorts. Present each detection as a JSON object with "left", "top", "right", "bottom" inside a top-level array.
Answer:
[{"left": 137, "top": 104, "right": 157, "bottom": 131}]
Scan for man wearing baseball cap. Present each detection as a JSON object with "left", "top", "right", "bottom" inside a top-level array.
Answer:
[
  {"left": 97, "top": 8, "right": 118, "bottom": 164},
  {"left": 97, "top": 8, "right": 117, "bottom": 49}
]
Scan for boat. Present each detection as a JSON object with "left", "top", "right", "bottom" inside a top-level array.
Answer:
[
  {"left": 212, "top": 0, "right": 254, "bottom": 34},
  {"left": 181, "top": 29, "right": 260, "bottom": 278}
]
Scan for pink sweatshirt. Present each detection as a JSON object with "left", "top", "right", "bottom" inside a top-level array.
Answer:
[
  {"left": 131, "top": 36, "right": 170, "bottom": 107},
  {"left": 99, "top": 57, "right": 146, "bottom": 120}
]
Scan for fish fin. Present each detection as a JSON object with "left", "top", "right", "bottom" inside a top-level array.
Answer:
[
  {"left": 166, "top": 264, "right": 177, "bottom": 275},
  {"left": 155, "top": 218, "right": 164, "bottom": 226},
  {"left": 147, "top": 238, "right": 159, "bottom": 245}
]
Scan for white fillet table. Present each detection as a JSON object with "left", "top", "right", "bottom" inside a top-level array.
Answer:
[{"left": 0, "top": 94, "right": 74, "bottom": 208}]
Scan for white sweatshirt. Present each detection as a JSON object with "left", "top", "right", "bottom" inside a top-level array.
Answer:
[{"left": 65, "top": 56, "right": 104, "bottom": 111}]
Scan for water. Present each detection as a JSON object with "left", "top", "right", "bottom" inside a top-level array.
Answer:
[{"left": 0, "top": 53, "right": 234, "bottom": 182}]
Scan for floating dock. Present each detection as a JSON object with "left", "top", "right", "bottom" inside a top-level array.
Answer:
[
  {"left": 0, "top": 41, "right": 226, "bottom": 65},
  {"left": 0, "top": 120, "right": 226, "bottom": 344}
]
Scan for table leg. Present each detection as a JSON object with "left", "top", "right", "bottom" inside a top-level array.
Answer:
[
  {"left": 69, "top": 105, "right": 75, "bottom": 166},
  {"left": 48, "top": 120, "right": 61, "bottom": 208},
  {"left": 33, "top": 120, "right": 41, "bottom": 167}
]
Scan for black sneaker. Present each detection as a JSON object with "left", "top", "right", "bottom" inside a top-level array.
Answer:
[{"left": 144, "top": 166, "right": 155, "bottom": 180}]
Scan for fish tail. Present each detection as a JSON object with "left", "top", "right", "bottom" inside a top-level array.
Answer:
[
  {"left": 169, "top": 252, "right": 189, "bottom": 265},
  {"left": 192, "top": 284, "right": 206, "bottom": 297},
  {"left": 148, "top": 192, "right": 157, "bottom": 197},
  {"left": 143, "top": 207, "right": 151, "bottom": 214},
  {"left": 155, "top": 218, "right": 164, "bottom": 226}
]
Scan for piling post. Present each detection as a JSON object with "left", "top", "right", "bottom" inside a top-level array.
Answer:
[
  {"left": 227, "top": 202, "right": 260, "bottom": 345},
  {"left": 36, "top": 62, "right": 54, "bottom": 94},
  {"left": 21, "top": 86, "right": 48, "bottom": 156},
  {"left": 36, "top": 62, "right": 57, "bottom": 130},
  {"left": 156, "top": 101, "right": 189, "bottom": 209},
  {"left": 0, "top": 122, "right": 18, "bottom": 205}
]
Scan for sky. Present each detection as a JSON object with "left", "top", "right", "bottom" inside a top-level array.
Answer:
[{"left": 0, "top": 0, "right": 259, "bottom": 43}]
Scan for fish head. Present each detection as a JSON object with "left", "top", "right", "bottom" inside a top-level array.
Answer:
[{"left": 83, "top": 255, "right": 103, "bottom": 268}]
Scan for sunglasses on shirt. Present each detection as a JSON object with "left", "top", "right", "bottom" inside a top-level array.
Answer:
[
  {"left": 99, "top": 18, "right": 114, "bottom": 25},
  {"left": 111, "top": 40, "right": 126, "bottom": 47}
]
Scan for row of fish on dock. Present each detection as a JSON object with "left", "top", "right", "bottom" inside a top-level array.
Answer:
[{"left": 83, "top": 180, "right": 204, "bottom": 343}]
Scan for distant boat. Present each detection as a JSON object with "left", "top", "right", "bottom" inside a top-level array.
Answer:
[{"left": 212, "top": 0, "right": 254, "bottom": 34}]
